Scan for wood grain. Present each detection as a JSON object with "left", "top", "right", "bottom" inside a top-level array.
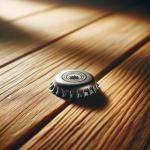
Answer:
[
  {"left": 0, "top": 6, "right": 149, "bottom": 149},
  {"left": 0, "top": 0, "right": 59, "bottom": 21},
  {"left": 0, "top": 4, "right": 107, "bottom": 67},
  {"left": 0, "top": 0, "right": 71, "bottom": 21},
  {"left": 21, "top": 42, "right": 150, "bottom": 150}
]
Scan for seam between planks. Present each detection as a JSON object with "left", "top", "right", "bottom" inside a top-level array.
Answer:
[{"left": 95, "top": 34, "right": 150, "bottom": 80}]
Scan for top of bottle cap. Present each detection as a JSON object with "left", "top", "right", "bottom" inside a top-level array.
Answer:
[{"left": 54, "top": 70, "right": 95, "bottom": 88}]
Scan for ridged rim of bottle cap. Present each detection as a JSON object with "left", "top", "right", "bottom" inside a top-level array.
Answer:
[{"left": 49, "top": 70, "right": 99, "bottom": 99}]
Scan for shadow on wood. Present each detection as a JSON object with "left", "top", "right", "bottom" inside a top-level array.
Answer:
[
  {"left": 63, "top": 89, "right": 108, "bottom": 109},
  {"left": 26, "top": 0, "right": 150, "bottom": 20}
]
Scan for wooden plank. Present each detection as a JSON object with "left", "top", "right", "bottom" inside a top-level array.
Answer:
[
  {"left": 1, "top": 0, "right": 93, "bottom": 21},
  {"left": 0, "top": 0, "right": 143, "bottom": 68},
  {"left": 0, "top": 4, "right": 107, "bottom": 68},
  {"left": 0, "top": 0, "right": 134, "bottom": 22},
  {"left": 21, "top": 42, "right": 150, "bottom": 150},
  {"left": 0, "top": 0, "right": 56, "bottom": 21},
  {"left": 0, "top": 6, "right": 149, "bottom": 149}
]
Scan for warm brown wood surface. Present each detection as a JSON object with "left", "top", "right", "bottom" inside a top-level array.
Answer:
[
  {"left": 0, "top": 3, "right": 107, "bottom": 67},
  {"left": 0, "top": 0, "right": 149, "bottom": 150},
  {"left": 0, "top": 0, "right": 55, "bottom": 21},
  {"left": 0, "top": 0, "right": 143, "bottom": 68},
  {"left": 21, "top": 42, "right": 150, "bottom": 150}
]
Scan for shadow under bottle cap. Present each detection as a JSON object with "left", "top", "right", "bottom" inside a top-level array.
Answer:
[{"left": 49, "top": 70, "right": 99, "bottom": 99}]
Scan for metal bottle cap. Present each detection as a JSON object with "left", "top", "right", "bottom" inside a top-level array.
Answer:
[{"left": 49, "top": 70, "right": 99, "bottom": 99}]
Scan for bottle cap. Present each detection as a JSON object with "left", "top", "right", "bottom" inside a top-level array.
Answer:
[{"left": 49, "top": 70, "right": 99, "bottom": 99}]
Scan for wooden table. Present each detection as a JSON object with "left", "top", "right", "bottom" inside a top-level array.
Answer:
[{"left": 0, "top": 0, "right": 150, "bottom": 149}]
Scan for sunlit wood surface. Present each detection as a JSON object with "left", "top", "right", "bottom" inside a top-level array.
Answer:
[{"left": 0, "top": 0, "right": 150, "bottom": 150}]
